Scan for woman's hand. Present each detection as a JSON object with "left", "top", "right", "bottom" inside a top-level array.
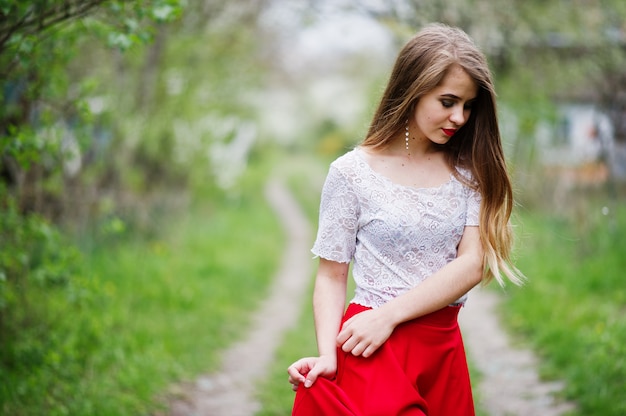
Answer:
[
  {"left": 336, "top": 308, "right": 395, "bottom": 358},
  {"left": 287, "top": 355, "right": 337, "bottom": 391}
]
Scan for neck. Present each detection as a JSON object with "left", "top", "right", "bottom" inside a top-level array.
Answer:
[{"left": 390, "top": 131, "right": 438, "bottom": 160}]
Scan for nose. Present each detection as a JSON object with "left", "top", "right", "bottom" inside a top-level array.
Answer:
[{"left": 449, "top": 106, "right": 467, "bottom": 126}]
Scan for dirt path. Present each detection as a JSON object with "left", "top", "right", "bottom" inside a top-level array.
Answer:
[
  {"left": 167, "top": 178, "right": 312, "bottom": 416},
  {"left": 167, "top": 177, "right": 575, "bottom": 416},
  {"left": 459, "top": 287, "right": 576, "bottom": 415}
]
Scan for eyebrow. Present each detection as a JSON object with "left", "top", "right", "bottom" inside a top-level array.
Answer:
[{"left": 439, "top": 93, "right": 476, "bottom": 101}]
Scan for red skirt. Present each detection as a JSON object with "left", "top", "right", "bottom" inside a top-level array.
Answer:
[{"left": 292, "top": 303, "right": 475, "bottom": 416}]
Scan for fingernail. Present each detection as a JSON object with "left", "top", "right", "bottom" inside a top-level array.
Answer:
[{"left": 304, "top": 379, "right": 312, "bottom": 388}]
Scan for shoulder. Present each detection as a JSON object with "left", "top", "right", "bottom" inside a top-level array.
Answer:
[
  {"left": 330, "top": 148, "right": 360, "bottom": 170},
  {"left": 322, "top": 148, "right": 370, "bottom": 195},
  {"left": 326, "top": 148, "right": 365, "bottom": 181},
  {"left": 454, "top": 165, "right": 478, "bottom": 187},
  {"left": 453, "top": 165, "right": 482, "bottom": 201}
]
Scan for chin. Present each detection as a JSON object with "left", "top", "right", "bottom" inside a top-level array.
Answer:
[{"left": 430, "top": 136, "right": 451, "bottom": 146}]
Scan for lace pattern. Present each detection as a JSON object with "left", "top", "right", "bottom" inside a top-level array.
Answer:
[{"left": 311, "top": 149, "right": 481, "bottom": 308}]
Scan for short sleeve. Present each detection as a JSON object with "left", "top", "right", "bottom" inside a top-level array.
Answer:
[
  {"left": 311, "top": 165, "right": 360, "bottom": 263},
  {"left": 465, "top": 186, "right": 481, "bottom": 226}
]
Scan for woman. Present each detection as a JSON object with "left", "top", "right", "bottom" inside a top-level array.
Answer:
[{"left": 288, "top": 23, "right": 524, "bottom": 416}]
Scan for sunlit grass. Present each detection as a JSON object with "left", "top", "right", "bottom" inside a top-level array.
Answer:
[
  {"left": 80, "top": 189, "right": 283, "bottom": 414},
  {"left": 501, "top": 203, "right": 626, "bottom": 416}
]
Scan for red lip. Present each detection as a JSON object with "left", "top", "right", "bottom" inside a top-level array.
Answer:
[{"left": 442, "top": 128, "right": 457, "bottom": 137}]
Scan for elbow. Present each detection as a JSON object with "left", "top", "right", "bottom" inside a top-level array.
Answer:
[
  {"left": 471, "top": 266, "right": 484, "bottom": 287},
  {"left": 467, "top": 254, "right": 484, "bottom": 287}
]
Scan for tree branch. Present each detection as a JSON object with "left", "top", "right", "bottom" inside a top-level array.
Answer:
[{"left": 0, "top": 0, "right": 108, "bottom": 52}]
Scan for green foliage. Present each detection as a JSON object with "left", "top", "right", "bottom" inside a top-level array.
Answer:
[
  {"left": 113, "top": 23, "right": 264, "bottom": 193},
  {"left": 0, "top": 192, "right": 83, "bottom": 310},
  {"left": 0, "top": 1, "right": 189, "bottom": 238},
  {"left": 503, "top": 204, "right": 626, "bottom": 416},
  {"left": 0, "top": 0, "right": 184, "bottom": 166},
  {"left": 0, "top": 189, "right": 100, "bottom": 415},
  {"left": 0, "top": 4, "right": 275, "bottom": 413},
  {"left": 0, "top": 159, "right": 283, "bottom": 414}
]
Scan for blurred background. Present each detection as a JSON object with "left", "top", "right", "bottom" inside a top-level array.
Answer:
[{"left": 1, "top": 1, "right": 625, "bottom": 415}]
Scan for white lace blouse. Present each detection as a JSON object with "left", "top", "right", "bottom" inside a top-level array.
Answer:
[{"left": 311, "top": 148, "right": 482, "bottom": 308}]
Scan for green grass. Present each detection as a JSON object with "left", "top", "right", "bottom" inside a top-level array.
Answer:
[
  {"left": 0, "top": 161, "right": 284, "bottom": 415},
  {"left": 501, "top": 203, "right": 626, "bottom": 416}
]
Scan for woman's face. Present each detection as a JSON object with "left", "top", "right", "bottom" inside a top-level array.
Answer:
[{"left": 412, "top": 64, "right": 478, "bottom": 145}]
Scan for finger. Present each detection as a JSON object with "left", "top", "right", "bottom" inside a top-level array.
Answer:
[
  {"left": 288, "top": 374, "right": 304, "bottom": 385},
  {"left": 287, "top": 370, "right": 306, "bottom": 385},
  {"left": 289, "top": 376, "right": 301, "bottom": 389},
  {"left": 336, "top": 325, "right": 355, "bottom": 346},
  {"left": 349, "top": 339, "right": 369, "bottom": 357},
  {"left": 361, "top": 343, "right": 377, "bottom": 358},
  {"left": 287, "top": 360, "right": 309, "bottom": 376},
  {"left": 337, "top": 314, "right": 357, "bottom": 335},
  {"left": 303, "top": 366, "right": 321, "bottom": 388},
  {"left": 340, "top": 335, "right": 359, "bottom": 353},
  {"left": 336, "top": 329, "right": 349, "bottom": 345}
]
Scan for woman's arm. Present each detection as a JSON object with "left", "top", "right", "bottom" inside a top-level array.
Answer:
[
  {"left": 337, "top": 226, "right": 484, "bottom": 358},
  {"left": 287, "top": 258, "right": 349, "bottom": 389},
  {"left": 313, "top": 258, "right": 350, "bottom": 359}
]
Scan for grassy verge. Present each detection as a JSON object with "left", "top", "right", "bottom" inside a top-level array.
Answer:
[
  {"left": 1, "top": 161, "right": 283, "bottom": 415},
  {"left": 501, "top": 202, "right": 626, "bottom": 416}
]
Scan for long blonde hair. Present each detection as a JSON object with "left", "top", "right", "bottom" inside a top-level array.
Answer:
[{"left": 363, "top": 23, "right": 524, "bottom": 286}]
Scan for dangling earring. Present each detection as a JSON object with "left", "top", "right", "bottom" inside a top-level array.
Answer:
[{"left": 405, "top": 119, "right": 410, "bottom": 152}]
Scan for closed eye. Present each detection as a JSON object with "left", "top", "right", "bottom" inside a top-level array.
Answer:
[{"left": 440, "top": 94, "right": 476, "bottom": 110}]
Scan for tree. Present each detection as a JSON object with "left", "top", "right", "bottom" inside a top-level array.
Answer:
[
  {"left": 0, "top": 0, "right": 182, "bottom": 216},
  {"left": 0, "top": 1, "right": 182, "bottom": 405}
]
